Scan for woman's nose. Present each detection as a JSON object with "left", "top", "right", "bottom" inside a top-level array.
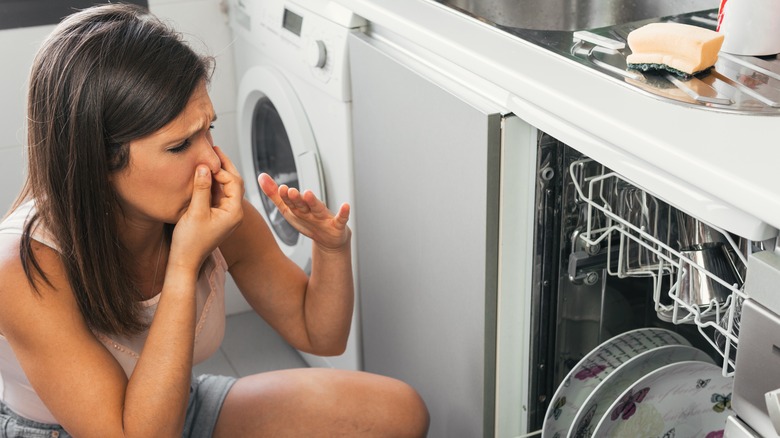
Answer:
[{"left": 201, "top": 140, "right": 222, "bottom": 174}]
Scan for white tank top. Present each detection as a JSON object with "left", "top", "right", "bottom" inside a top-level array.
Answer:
[{"left": 0, "top": 200, "right": 228, "bottom": 423}]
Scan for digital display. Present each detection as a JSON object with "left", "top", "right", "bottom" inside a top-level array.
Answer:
[{"left": 283, "top": 9, "right": 303, "bottom": 37}]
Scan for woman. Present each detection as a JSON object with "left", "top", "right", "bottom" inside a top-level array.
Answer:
[{"left": 0, "top": 4, "right": 429, "bottom": 437}]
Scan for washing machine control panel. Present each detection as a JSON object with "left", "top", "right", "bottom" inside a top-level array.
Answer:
[{"left": 233, "top": 0, "right": 366, "bottom": 102}]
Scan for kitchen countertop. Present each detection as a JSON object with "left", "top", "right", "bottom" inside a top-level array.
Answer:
[{"left": 333, "top": 0, "right": 780, "bottom": 239}]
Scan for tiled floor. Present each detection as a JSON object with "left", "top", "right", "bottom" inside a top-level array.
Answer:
[{"left": 193, "top": 311, "right": 309, "bottom": 378}]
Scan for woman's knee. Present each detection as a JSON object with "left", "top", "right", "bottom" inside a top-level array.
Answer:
[
  {"left": 389, "top": 378, "right": 430, "bottom": 437},
  {"left": 215, "top": 369, "right": 429, "bottom": 437}
]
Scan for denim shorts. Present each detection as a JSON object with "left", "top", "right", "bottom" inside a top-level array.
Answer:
[{"left": 0, "top": 374, "right": 236, "bottom": 438}]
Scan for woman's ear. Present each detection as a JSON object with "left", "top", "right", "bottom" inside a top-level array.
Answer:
[{"left": 106, "top": 141, "right": 131, "bottom": 173}]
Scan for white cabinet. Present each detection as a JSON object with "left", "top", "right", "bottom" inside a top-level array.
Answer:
[{"left": 349, "top": 31, "right": 535, "bottom": 438}]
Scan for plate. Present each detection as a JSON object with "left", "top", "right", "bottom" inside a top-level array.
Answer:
[
  {"left": 591, "top": 360, "right": 733, "bottom": 438},
  {"left": 567, "top": 345, "right": 713, "bottom": 438},
  {"left": 541, "top": 328, "right": 690, "bottom": 438}
]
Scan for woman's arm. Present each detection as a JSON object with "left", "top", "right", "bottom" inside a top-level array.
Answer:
[
  {"left": 0, "top": 237, "right": 139, "bottom": 437},
  {"left": 0, "top": 237, "right": 198, "bottom": 438},
  {"left": 125, "top": 154, "right": 244, "bottom": 436},
  {"left": 0, "top": 156, "right": 243, "bottom": 437},
  {"left": 221, "top": 175, "right": 354, "bottom": 356}
]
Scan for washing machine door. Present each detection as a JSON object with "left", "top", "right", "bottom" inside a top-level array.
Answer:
[{"left": 238, "top": 65, "right": 325, "bottom": 272}]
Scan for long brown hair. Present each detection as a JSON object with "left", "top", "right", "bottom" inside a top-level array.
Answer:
[{"left": 14, "top": 3, "right": 213, "bottom": 336}]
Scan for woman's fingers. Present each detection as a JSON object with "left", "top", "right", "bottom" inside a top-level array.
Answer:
[
  {"left": 285, "top": 188, "right": 311, "bottom": 213},
  {"left": 301, "top": 190, "right": 330, "bottom": 219},
  {"left": 214, "top": 146, "right": 241, "bottom": 175},
  {"left": 210, "top": 146, "right": 243, "bottom": 201},
  {"left": 258, "top": 173, "right": 281, "bottom": 202},
  {"left": 258, "top": 174, "right": 307, "bottom": 215},
  {"left": 189, "top": 166, "right": 213, "bottom": 215},
  {"left": 334, "top": 203, "right": 350, "bottom": 227},
  {"left": 213, "top": 168, "right": 241, "bottom": 200},
  {"left": 258, "top": 173, "right": 351, "bottom": 247}
]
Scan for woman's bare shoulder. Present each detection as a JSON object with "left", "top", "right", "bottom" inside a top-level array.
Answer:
[
  {"left": 0, "top": 233, "right": 77, "bottom": 336},
  {"left": 0, "top": 232, "right": 66, "bottom": 284},
  {"left": 0, "top": 233, "right": 30, "bottom": 291}
]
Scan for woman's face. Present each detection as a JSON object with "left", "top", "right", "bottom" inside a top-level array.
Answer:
[{"left": 110, "top": 82, "right": 222, "bottom": 225}]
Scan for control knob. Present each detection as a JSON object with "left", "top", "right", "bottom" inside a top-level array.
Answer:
[{"left": 307, "top": 40, "right": 327, "bottom": 69}]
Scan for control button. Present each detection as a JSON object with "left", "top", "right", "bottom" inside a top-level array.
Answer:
[{"left": 307, "top": 40, "right": 327, "bottom": 68}]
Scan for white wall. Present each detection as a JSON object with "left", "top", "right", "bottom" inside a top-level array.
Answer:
[
  {"left": 0, "top": 0, "right": 251, "bottom": 314},
  {"left": 0, "top": 24, "right": 50, "bottom": 212}
]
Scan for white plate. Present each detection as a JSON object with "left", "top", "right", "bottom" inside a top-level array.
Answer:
[
  {"left": 541, "top": 328, "right": 690, "bottom": 438},
  {"left": 567, "top": 345, "right": 713, "bottom": 438},
  {"left": 592, "top": 360, "right": 733, "bottom": 438}
]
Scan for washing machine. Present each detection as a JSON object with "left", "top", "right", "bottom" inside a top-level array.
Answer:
[{"left": 228, "top": 0, "right": 365, "bottom": 370}]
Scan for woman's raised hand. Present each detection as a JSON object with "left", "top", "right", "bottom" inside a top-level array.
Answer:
[
  {"left": 258, "top": 173, "right": 350, "bottom": 251},
  {"left": 172, "top": 147, "right": 244, "bottom": 270}
]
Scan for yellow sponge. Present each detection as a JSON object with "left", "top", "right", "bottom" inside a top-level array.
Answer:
[{"left": 626, "top": 22, "right": 725, "bottom": 77}]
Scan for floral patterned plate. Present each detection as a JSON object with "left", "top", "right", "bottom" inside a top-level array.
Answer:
[
  {"left": 567, "top": 345, "right": 713, "bottom": 438},
  {"left": 541, "top": 328, "right": 690, "bottom": 438},
  {"left": 591, "top": 360, "right": 733, "bottom": 438}
]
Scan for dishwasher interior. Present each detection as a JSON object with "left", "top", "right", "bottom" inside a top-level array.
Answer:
[{"left": 526, "top": 133, "right": 766, "bottom": 432}]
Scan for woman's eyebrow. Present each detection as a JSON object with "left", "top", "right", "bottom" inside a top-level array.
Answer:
[{"left": 164, "top": 113, "right": 217, "bottom": 147}]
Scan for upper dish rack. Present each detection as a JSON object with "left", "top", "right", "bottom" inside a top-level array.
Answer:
[{"left": 568, "top": 158, "right": 747, "bottom": 377}]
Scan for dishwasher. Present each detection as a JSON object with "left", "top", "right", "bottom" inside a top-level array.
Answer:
[
  {"left": 525, "top": 134, "right": 780, "bottom": 438},
  {"left": 347, "top": 8, "right": 780, "bottom": 437},
  {"left": 498, "top": 8, "right": 780, "bottom": 437}
]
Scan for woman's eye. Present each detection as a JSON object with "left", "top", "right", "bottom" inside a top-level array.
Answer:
[
  {"left": 168, "top": 123, "right": 214, "bottom": 153},
  {"left": 168, "top": 139, "right": 191, "bottom": 154}
]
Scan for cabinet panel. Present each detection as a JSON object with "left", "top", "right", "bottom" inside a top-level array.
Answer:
[{"left": 349, "top": 32, "right": 501, "bottom": 438}]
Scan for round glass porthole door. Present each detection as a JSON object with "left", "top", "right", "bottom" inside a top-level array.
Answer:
[
  {"left": 252, "top": 97, "right": 299, "bottom": 246},
  {"left": 237, "top": 66, "right": 324, "bottom": 270}
]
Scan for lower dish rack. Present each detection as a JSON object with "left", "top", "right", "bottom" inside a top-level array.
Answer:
[{"left": 568, "top": 158, "right": 747, "bottom": 377}]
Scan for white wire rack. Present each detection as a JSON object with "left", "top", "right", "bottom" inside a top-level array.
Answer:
[{"left": 569, "top": 159, "right": 746, "bottom": 377}]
